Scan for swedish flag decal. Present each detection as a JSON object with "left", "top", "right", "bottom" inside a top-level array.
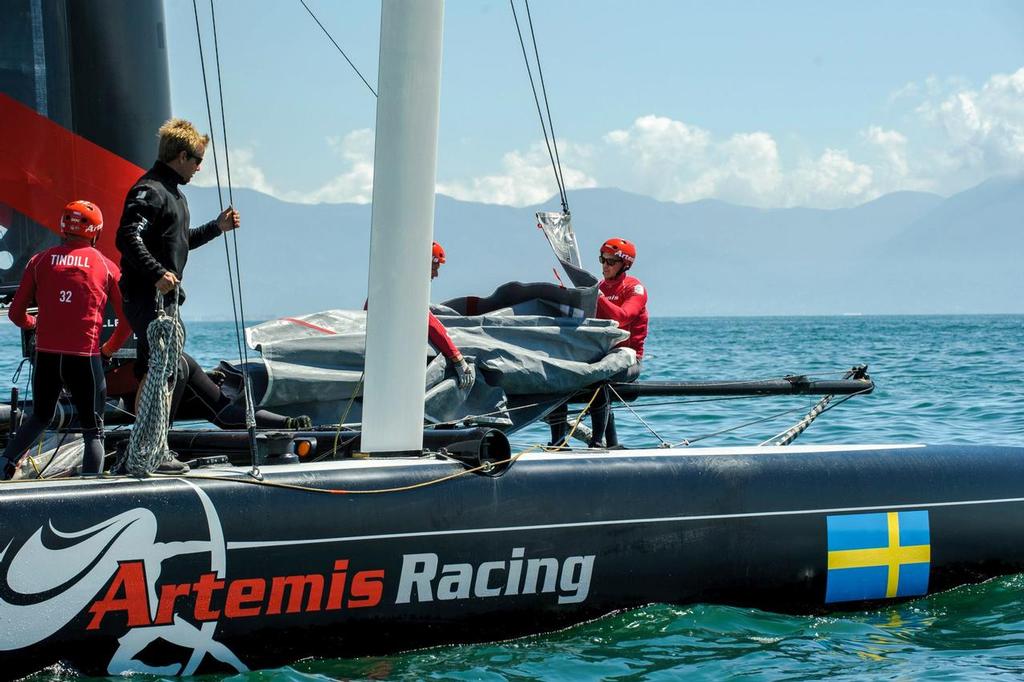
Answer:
[{"left": 825, "top": 510, "right": 930, "bottom": 603}]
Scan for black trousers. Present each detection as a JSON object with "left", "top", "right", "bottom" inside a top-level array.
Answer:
[
  {"left": 547, "top": 362, "right": 642, "bottom": 448},
  {"left": 122, "top": 291, "right": 178, "bottom": 380},
  {"left": 3, "top": 352, "right": 105, "bottom": 474},
  {"left": 172, "top": 353, "right": 291, "bottom": 429}
]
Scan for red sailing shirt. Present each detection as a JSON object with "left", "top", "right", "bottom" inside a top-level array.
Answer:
[
  {"left": 362, "top": 300, "right": 461, "bottom": 360},
  {"left": 596, "top": 271, "right": 649, "bottom": 359},
  {"left": 8, "top": 243, "right": 133, "bottom": 356}
]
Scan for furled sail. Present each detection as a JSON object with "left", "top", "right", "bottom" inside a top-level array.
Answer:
[{"left": 238, "top": 282, "right": 634, "bottom": 430}]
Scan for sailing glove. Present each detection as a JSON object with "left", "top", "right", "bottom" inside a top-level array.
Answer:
[{"left": 453, "top": 356, "right": 475, "bottom": 391}]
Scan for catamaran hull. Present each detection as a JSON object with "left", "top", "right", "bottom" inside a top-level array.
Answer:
[{"left": 1, "top": 443, "right": 1023, "bottom": 677}]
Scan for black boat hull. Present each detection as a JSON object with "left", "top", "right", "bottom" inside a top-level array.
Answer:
[{"left": 1, "top": 443, "right": 1023, "bottom": 676}]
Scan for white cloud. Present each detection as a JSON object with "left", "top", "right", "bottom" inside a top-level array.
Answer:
[
  {"left": 192, "top": 131, "right": 376, "bottom": 205},
  {"left": 916, "top": 67, "right": 1024, "bottom": 174},
  {"left": 862, "top": 126, "right": 908, "bottom": 177},
  {"left": 195, "top": 67, "right": 1024, "bottom": 210},
  {"left": 786, "top": 149, "right": 874, "bottom": 206},
  {"left": 605, "top": 115, "right": 711, "bottom": 167},
  {"left": 284, "top": 129, "right": 376, "bottom": 204},
  {"left": 191, "top": 147, "right": 277, "bottom": 197},
  {"left": 436, "top": 143, "right": 597, "bottom": 206},
  {"left": 604, "top": 116, "right": 880, "bottom": 207},
  {"left": 195, "top": 131, "right": 595, "bottom": 208}
]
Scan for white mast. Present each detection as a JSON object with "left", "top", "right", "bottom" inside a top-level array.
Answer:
[{"left": 361, "top": 0, "right": 445, "bottom": 453}]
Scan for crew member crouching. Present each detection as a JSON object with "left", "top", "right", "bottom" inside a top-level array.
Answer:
[
  {"left": 365, "top": 240, "right": 474, "bottom": 391},
  {"left": 548, "top": 237, "right": 647, "bottom": 449},
  {"left": 2, "top": 201, "right": 132, "bottom": 480}
]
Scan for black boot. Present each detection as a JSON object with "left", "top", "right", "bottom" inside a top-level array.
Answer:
[{"left": 546, "top": 404, "right": 569, "bottom": 448}]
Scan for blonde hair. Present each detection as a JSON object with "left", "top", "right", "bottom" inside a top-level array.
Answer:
[{"left": 157, "top": 118, "right": 210, "bottom": 163}]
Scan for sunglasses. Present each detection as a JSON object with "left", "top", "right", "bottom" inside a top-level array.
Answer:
[
  {"left": 599, "top": 256, "right": 623, "bottom": 265},
  {"left": 188, "top": 152, "right": 204, "bottom": 163}
]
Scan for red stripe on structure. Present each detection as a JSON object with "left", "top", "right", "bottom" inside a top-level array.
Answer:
[
  {"left": 0, "top": 93, "right": 145, "bottom": 264},
  {"left": 282, "top": 317, "right": 337, "bottom": 335}
]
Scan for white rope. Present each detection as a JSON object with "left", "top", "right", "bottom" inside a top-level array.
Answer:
[{"left": 126, "top": 294, "right": 185, "bottom": 476}]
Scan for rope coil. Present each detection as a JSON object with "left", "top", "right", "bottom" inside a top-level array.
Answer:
[{"left": 125, "top": 294, "right": 185, "bottom": 476}]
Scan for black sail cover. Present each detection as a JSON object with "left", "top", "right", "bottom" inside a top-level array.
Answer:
[{"left": 241, "top": 282, "right": 634, "bottom": 429}]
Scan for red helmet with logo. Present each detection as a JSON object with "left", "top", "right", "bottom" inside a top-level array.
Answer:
[
  {"left": 600, "top": 237, "right": 636, "bottom": 267},
  {"left": 60, "top": 200, "right": 104, "bottom": 243},
  {"left": 432, "top": 241, "right": 446, "bottom": 265}
]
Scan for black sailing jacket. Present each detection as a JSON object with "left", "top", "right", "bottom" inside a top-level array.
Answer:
[{"left": 115, "top": 161, "right": 221, "bottom": 305}]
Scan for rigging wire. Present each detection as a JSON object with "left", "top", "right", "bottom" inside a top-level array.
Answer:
[
  {"left": 523, "top": 0, "right": 568, "bottom": 211},
  {"left": 208, "top": 0, "right": 262, "bottom": 477},
  {"left": 669, "top": 402, "right": 814, "bottom": 448},
  {"left": 510, "top": 0, "right": 568, "bottom": 213},
  {"left": 760, "top": 386, "right": 873, "bottom": 446},
  {"left": 297, "top": 0, "right": 378, "bottom": 98},
  {"left": 208, "top": 2, "right": 253, "bottom": 402},
  {"left": 607, "top": 383, "right": 671, "bottom": 447},
  {"left": 192, "top": 0, "right": 245, "bottom": 383},
  {"left": 193, "top": 0, "right": 260, "bottom": 475}
]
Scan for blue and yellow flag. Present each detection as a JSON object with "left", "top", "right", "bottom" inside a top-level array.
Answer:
[{"left": 825, "top": 510, "right": 930, "bottom": 604}]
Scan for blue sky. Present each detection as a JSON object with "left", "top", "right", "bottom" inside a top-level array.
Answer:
[{"left": 165, "top": 0, "right": 1024, "bottom": 209}]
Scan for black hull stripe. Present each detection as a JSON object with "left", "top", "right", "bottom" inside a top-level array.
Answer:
[{"left": 227, "top": 494, "right": 1024, "bottom": 550}]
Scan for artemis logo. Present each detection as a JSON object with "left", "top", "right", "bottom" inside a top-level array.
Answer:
[
  {"left": 87, "top": 559, "right": 383, "bottom": 630},
  {"left": 396, "top": 548, "right": 595, "bottom": 605}
]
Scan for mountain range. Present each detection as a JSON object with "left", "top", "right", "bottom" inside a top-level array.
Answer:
[{"left": 180, "top": 176, "right": 1023, "bottom": 320}]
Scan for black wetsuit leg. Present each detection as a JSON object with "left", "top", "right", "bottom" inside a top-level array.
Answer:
[
  {"left": 598, "top": 362, "right": 641, "bottom": 448},
  {"left": 545, "top": 402, "right": 570, "bottom": 447},
  {"left": 174, "top": 353, "right": 292, "bottom": 429},
  {"left": 123, "top": 294, "right": 158, "bottom": 381},
  {"left": 123, "top": 292, "right": 179, "bottom": 381},
  {"left": 60, "top": 354, "right": 106, "bottom": 474},
  {"left": 2, "top": 352, "right": 63, "bottom": 466},
  {"left": 589, "top": 387, "right": 612, "bottom": 448},
  {"left": 169, "top": 354, "right": 200, "bottom": 425},
  {"left": 2, "top": 353, "right": 105, "bottom": 474}
]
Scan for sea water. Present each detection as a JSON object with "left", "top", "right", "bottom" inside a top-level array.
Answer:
[{"left": 2, "top": 315, "right": 1022, "bottom": 680}]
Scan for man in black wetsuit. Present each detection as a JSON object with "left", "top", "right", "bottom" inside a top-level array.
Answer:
[
  {"left": 117, "top": 118, "right": 309, "bottom": 474},
  {"left": 116, "top": 118, "right": 235, "bottom": 383}
]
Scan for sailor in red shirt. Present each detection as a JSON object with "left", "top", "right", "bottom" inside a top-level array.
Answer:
[
  {"left": 596, "top": 238, "right": 648, "bottom": 361},
  {"left": 592, "top": 237, "right": 647, "bottom": 446},
  {"left": 365, "top": 241, "right": 474, "bottom": 390},
  {"left": 429, "top": 241, "right": 474, "bottom": 389},
  {"left": 2, "top": 201, "right": 133, "bottom": 480},
  {"left": 548, "top": 237, "right": 647, "bottom": 449}
]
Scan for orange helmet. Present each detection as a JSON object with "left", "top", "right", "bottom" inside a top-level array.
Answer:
[
  {"left": 432, "top": 241, "right": 446, "bottom": 265},
  {"left": 600, "top": 237, "right": 636, "bottom": 267},
  {"left": 60, "top": 200, "right": 103, "bottom": 243}
]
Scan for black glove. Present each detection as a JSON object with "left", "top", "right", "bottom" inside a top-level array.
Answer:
[{"left": 452, "top": 356, "right": 475, "bottom": 391}]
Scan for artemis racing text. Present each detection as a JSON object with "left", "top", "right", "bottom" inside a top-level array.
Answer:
[
  {"left": 86, "top": 549, "right": 596, "bottom": 629},
  {"left": 88, "top": 559, "right": 383, "bottom": 630},
  {"left": 396, "top": 548, "right": 595, "bottom": 605}
]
